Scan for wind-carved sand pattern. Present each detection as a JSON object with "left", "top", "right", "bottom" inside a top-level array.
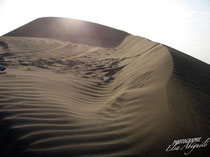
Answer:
[{"left": 0, "top": 17, "right": 210, "bottom": 157}]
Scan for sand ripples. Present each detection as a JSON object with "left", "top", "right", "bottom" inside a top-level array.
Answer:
[{"left": 0, "top": 35, "right": 209, "bottom": 157}]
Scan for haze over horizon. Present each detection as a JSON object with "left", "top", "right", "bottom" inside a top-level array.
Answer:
[{"left": 0, "top": 0, "right": 209, "bottom": 64}]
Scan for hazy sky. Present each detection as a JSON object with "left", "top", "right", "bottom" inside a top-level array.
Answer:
[{"left": 0, "top": 0, "right": 209, "bottom": 63}]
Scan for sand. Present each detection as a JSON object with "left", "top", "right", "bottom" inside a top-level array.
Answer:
[{"left": 0, "top": 17, "right": 209, "bottom": 157}]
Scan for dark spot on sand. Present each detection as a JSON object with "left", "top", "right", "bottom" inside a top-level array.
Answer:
[{"left": 0, "top": 41, "right": 9, "bottom": 49}]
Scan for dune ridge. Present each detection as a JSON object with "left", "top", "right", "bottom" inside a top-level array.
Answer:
[{"left": 0, "top": 17, "right": 210, "bottom": 157}]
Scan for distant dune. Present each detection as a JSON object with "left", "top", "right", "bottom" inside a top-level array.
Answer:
[
  {"left": 0, "top": 17, "right": 210, "bottom": 157},
  {"left": 4, "top": 17, "right": 129, "bottom": 47}
]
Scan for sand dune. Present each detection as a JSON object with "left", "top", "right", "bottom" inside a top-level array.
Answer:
[
  {"left": 0, "top": 17, "right": 210, "bottom": 157},
  {"left": 4, "top": 17, "right": 129, "bottom": 48}
]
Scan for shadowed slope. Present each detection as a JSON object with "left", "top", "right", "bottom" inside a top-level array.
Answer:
[
  {"left": 4, "top": 17, "right": 129, "bottom": 47},
  {"left": 167, "top": 47, "right": 210, "bottom": 137}
]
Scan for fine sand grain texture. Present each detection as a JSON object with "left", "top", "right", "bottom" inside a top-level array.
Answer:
[{"left": 0, "top": 17, "right": 210, "bottom": 157}]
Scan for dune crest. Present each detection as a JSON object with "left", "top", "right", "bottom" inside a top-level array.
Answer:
[
  {"left": 4, "top": 17, "right": 129, "bottom": 48},
  {"left": 0, "top": 17, "right": 209, "bottom": 157}
]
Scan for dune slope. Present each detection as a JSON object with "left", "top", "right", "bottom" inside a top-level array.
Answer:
[
  {"left": 4, "top": 17, "right": 129, "bottom": 48},
  {"left": 0, "top": 18, "right": 210, "bottom": 157}
]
